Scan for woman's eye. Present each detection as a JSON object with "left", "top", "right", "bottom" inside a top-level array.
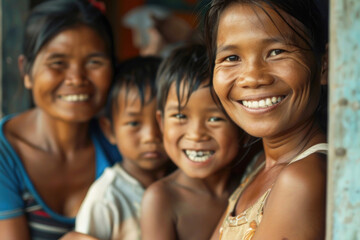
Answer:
[
  {"left": 209, "top": 117, "right": 224, "bottom": 122},
  {"left": 87, "top": 59, "right": 104, "bottom": 68},
  {"left": 127, "top": 121, "right": 139, "bottom": 127},
  {"left": 49, "top": 61, "right": 67, "bottom": 69},
  {"left": 225, "top": 55, "right": 239, "bottom": 62},
  {"left": 269, "top": 49, "right": 285, "bottom": 57}
]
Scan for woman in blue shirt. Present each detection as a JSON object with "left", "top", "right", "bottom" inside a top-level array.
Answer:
[{"left": 0, "top": 0, "right": 120, "bottom": 239}]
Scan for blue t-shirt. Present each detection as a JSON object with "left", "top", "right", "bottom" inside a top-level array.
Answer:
[{"left": 0, "top": 115, "right": 121, "bottom": 239}]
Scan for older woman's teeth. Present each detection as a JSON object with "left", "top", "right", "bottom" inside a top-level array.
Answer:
[
  {"left": 185, "top": 150, "right": 214, "bottom": 162},
  {"left": 60, "top": 94, "right": 89, "bottom": 102},
  {"left": 242, "top": 96, "right": 283, "bottom": 109}
]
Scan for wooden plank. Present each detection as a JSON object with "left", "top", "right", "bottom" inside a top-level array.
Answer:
[
  {"left": 1, "top": 0, "right": 31, "bottom": 117},
  {"left": 327, "top": 0, "right": 360, "bottom": 239}
]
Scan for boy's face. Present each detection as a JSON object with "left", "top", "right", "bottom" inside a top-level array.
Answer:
[
  {"left": 158, "top": 81, "right": 241, "bottom": 179},
  {"left": 109, "top": 86, "right": 168, "bottom": 172}
]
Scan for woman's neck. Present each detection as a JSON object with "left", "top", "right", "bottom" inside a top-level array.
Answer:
[
  {"left": 32, "top": 109, "right": 92, "bottom": 154},
  {"left": 262, "top": 118, "right": 326, "bottom": 169}
]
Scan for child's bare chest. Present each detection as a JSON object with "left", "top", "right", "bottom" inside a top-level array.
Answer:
[{"left": 174, "top": 190, "right": 229, "bottom": 240}]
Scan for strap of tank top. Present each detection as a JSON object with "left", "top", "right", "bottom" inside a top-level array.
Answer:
[
  {"left": 228, "top": 160, "right": 266, "bottom": 213},
  {"left": 288, "top": 143, "right": 328, "bottom": 165}
]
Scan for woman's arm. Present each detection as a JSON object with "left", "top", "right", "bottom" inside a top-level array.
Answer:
[
  {"left": 141, "top": 181, "right": 177, "bottom": 240},
  {"left": 0, "top": 216, "right": 30, "bottom": 240},
  {"left": 253, "top": 155, "right": 326, "bottom": 240}
]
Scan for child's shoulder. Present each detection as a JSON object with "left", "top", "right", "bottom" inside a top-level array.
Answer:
[
  {"left": 141, "top": 173, "right": 181, "bottom": 223},
  {"left": 143, "top": 170, "right": 187, "bottom": 208},
  {"left": 86, "top": 163, "right": 140, "bottom": 201},
  {"left": 144, "top": 170, "right": 180, "bottom": 199}
]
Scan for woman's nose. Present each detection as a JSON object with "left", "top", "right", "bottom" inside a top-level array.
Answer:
[
  {"left": 65, "top": 65, "right": 88, "bottom": 86},
  {"left": 236, "top": 60, "right": 274, "bottom": 88}
]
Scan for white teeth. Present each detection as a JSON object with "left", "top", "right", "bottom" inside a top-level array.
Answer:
[
  {"left": 60, "top": 94, "right": 89, "bottom": 102},
  {"left": 242, "top": 96, "right": 284, "bottom": 109},
  {"left": 259, "top": 100, "right": 265, "bottom": 107},
  {"left": 266, "top": 98, "right": 272, "bottom": 106},
  {"left": 185, "top": 150, "right": 214, "bottom": 162}
]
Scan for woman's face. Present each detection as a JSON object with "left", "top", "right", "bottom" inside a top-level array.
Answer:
[
  {"left": 25, "top": 25, "right": 113, "bottom": 122},
  {"left": 213, "top": 3, "right": 321, "bottom": 139}
]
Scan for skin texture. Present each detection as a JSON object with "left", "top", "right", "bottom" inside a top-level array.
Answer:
[
  {"left": 0, "top": 25, "right": 112, "bottom": 240},
  {"left": 102, "top": 86, "right": 170, "bottom": 188},
  {"left": 141, "top": 82, "right": 243, "bottom": 240},
  {"left": 210, "top": 3, "right": 327, "bottom": 240},
  {"left": 59, "top": 231, "right": 99, "bottom": 240}
]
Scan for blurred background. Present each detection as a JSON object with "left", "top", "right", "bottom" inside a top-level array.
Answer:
[
  {"left": 0, "top": 0, "right": 328, "bottom": 116},
  {"left": 0, "top": 0, "right": 210, "bottom": 116}
]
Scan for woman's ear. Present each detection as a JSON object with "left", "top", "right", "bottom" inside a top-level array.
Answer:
[
  {"left": 99, "top": 116, "right": 116, "bottom": 145},
  {"left": 320, "top": 44, "right": 329, "bottom": 85},
  {"left": 156, "top": 110, "right": 164, "bottom": 133},
  {"left": 18, "top": 55, "right": 32, "bottom": 89}
]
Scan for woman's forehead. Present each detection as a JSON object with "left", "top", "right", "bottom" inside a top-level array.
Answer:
[{"left": 217, "top": 3, "right": 310, "bottom": 47}]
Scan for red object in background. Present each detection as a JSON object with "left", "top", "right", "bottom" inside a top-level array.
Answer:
[{"left": 88, "top": 0, "right": 106, "bottom": 14}]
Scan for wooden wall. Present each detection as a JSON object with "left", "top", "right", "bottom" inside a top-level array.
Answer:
[{"left": 327, "top": 0, "right": 360, "bottom": 239}]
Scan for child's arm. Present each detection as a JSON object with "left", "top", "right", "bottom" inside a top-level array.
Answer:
[
  {"left": 209, "top": 207, "right": 228, "bottom": 240},
  {"left": 141, "top": 181, "right": 177, "bottom": 240},
  {"left": 253, "top": 154, "right": 326, "bottom": 240},
  {"left": 59, "top": 231, "right": 99, "bottom": 240}
]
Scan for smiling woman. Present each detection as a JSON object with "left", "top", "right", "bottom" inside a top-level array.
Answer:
[
  {"left": 25, "top": 25, "right": 113, "bottom": 123},
  {"left": 0, "top": 0, "right": 120, "bottom": 239},
  {"left": 204, "top": 0, "right": 328, "bottom": 239}
]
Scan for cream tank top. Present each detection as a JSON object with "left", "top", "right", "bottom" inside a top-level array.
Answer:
[{"left": 219, "top": 143, "right": 328, "bottom": 240}]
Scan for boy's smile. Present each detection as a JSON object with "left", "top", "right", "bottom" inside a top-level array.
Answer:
[
  {"left": 159, "top": 82, "right": 241, "bottom": 179},
  {"left": 184, "top": 150, "right": 215, "bottom": 163}
]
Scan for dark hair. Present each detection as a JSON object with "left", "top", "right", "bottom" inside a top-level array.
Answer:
[
  {"left": 105, "top": 56, "right": 162, "bottom": 122},
  {"left": 157, "top": 43, "right": 211, "bottom": 113},
  {"left": 204, "top": 0, "right": 327, "bottom": 79},
  {"left": 22, "top": 0, "right": 116, "bottom": 74}
]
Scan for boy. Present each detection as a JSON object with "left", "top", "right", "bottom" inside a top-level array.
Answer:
[
  {"left": 141, "top": 43, "right": 248, "bottom": 240},
  {"left": 74, "top": 56, "right": 173, "bottom": 240}
]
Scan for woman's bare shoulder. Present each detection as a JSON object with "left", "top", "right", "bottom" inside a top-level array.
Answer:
[{"left": 253, "top": 153, "right": 327, "bottom": 239}]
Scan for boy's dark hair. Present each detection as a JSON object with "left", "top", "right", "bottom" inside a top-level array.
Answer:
[
  {"left": 157, "top": 43, "right": 211, "bottom": 113},
  {"left": 105, "top": 56, "right": 162, "bottom": 122},
  {"left": 23, "top": 0, "right": 116, "bottom": 75}
]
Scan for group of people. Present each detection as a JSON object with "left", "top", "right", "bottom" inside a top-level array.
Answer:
[{"left": 0, "top": 0, "right": 328, "bottom": 240}]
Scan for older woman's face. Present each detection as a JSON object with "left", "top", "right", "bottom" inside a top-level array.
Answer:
[
  {"left": 25, "top": 25, "right": 113, "bottom": 122},
  {"left": 213, "top": 3, "right": 321, "bottom": 139}
]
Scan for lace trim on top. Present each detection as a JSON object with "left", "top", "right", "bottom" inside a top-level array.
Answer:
[{"left": 219, "top": 143, "right": 328, "bottom": 240}]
